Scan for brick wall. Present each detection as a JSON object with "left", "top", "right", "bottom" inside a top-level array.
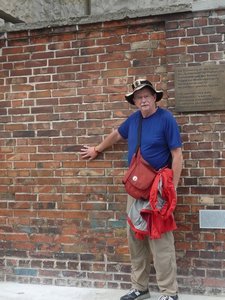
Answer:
[
  {"left": 166, "top": 10, "right": 225, "bottom": 296},
  {"left": 0, "top": 9, "right": 224, "bottom": 296}
]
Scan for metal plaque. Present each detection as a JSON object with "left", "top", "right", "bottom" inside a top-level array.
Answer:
[
  {"left": 199, "top": 209, "right": 225, "bottom": 229},
  {"left": 175, "top": 64, "right": 225, "bottom": 112}
]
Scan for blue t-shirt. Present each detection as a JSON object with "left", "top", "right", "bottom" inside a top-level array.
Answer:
[{"left": 118, "top": 108, "right": 182, "bottom": 170}]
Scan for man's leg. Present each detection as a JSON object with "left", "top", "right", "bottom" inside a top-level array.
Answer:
[
  {"left": 149, "top": 231, "right": 178, "bottom": 296},
  {"left": 126, "top": 195, "right": 152, "bottom": 291},
  {"left": 128, "top": 226, "right": 152, "bottom": 291}
]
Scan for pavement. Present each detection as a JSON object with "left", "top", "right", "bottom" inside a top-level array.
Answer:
[{"left": 0, "top": 282, "right": 223, "bottom": 300}]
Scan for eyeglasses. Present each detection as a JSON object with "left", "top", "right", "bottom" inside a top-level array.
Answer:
[{"left": 133, "top": 95, "right": 154, "bottom": 102}]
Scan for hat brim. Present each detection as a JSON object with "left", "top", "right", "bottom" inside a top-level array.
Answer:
[{"left": 125, "top": 84, "right": 163, "bottom": 105}]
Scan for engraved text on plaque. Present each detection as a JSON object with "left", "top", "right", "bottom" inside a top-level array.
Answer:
[{"left": 175, "top": 64, "right": 225, "bottom": 112}]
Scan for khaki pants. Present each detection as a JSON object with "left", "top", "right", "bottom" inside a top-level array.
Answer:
[{"left": 127, "top": 196, "right": 178, "bottom": 296}]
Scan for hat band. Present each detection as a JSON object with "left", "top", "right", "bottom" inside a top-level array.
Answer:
[{"left": 132, "top": 79, "right": 153, "bottom": 89}]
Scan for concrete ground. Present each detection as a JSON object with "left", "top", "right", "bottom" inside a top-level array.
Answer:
[{"left": 0, "top": 282, "right": 224, "bottom": 300}]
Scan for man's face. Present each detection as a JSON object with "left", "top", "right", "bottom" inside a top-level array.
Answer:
[{"left": 133, "top": 87, "right": 156, "bottom": 115}]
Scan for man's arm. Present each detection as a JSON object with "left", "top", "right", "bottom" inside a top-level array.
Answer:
[
  {"left": 171, "top": 147, "right": 183, "bottom": 189},
  {"left": 80, "top": 129, "right": 123, "bottom": 160}
]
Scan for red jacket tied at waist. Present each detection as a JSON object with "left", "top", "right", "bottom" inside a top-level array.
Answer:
[{"left": 127, "top": 168, "right": 177, "bottom": 239}]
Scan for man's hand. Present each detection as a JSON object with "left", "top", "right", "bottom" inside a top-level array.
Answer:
[{"left": 80, "top": 145, "right": 99, "bottom": 160}]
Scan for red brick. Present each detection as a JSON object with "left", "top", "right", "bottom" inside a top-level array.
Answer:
[
  {"left": 194, "top": 18, "right": 208, "bottom": 27},
  {"left": 29, "top": 74, "right": 51, "bottom": 82},
  {"left": 166, "top": 29, "right": 186, "bottom": 38},
  {"left": 0, "top": 11, "right": 224, "bottom": 294}
]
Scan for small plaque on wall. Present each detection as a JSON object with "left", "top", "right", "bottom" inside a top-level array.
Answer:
[
  {"left": 199, "top": 210, "right": 225, "bottom": 229},
  {"left": 175, "top": 64, "right": 225, "bottom": 112}
]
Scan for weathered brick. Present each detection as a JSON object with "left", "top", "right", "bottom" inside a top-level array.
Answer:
[{"left": 0, "top": 9, "right": 225, "bottom": 295}]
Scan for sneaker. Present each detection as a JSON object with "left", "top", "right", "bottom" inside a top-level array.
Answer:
[
  {"left": 158, "top": 295, "right": 178, "bottom": 300},
  {"left": 120, "top": 288, "right": 150, "bottom": 300}
]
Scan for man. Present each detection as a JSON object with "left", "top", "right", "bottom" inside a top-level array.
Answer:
[{"left": 81, "top": 79, "right": 183, "bottom": 300}]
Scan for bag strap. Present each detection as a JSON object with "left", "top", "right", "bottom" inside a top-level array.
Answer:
[{"left": 134, "top": 114, "right": 142, "bottom": 155}]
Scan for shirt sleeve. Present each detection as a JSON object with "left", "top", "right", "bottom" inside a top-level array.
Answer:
[
  {"left": 118, "top": 118, "right": 130, "bottom": 140},
  {"left": 165, "top": 112, "right": 182, "bottom": 150}
]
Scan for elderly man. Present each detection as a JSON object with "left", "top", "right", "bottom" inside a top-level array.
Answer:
[{"left": 81, "top": 79, "right": 183, "bottom": 300}]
